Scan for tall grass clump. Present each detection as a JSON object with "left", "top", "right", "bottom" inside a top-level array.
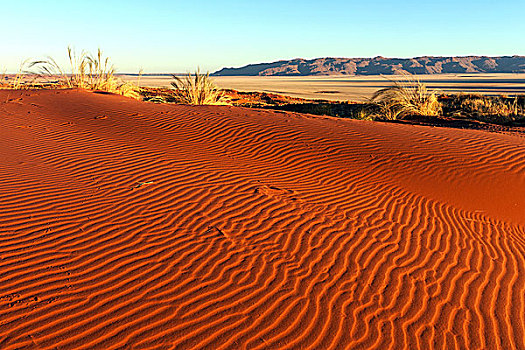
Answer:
[
  {"left": 171, "top": 70, "right": 228, "bottom": 105},
  {"left": 28, "top": 47, "right": 140, "bottom": 99},
  {"left": 370, "top": 74, "right": 442, "bottom": 120}
]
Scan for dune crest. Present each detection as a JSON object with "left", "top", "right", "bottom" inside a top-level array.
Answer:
[{"left": 0, "top": 89, "right": 524, "bottom": 349}]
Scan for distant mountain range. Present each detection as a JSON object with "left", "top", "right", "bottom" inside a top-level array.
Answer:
[{"left": 213, "top": 56, "right": 525, "bottom": 76}]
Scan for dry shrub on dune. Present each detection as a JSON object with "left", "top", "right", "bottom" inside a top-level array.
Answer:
[
  {"left": 171, "top": 70, "right": 229, "bottom": 105},
  {"left": 371, "top": 74, "right": 442, "bottom": 120},
  {"left": 28, "top": 47, "right": 140, "bottom": 99},
  {"left": 0, "top": 61, "right": 32, "bottom": 89},
  {"left": 0, "top": 72, "right": 14, "bottom": 89},
  {"left": 0, "top": 74, "right": 23, "bottom": 90}
]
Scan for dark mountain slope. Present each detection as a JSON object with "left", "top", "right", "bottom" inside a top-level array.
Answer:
[{"left": 213, "top": 56, "right": 525, "bottom": 76}]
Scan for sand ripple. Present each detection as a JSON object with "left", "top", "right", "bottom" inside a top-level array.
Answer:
[{"left": 0, "top": 89, "right": 524, "bottom": 349}]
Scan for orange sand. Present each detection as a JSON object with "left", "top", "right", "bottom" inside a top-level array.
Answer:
[{"left": 0, "top": 89, "right": 524, "bottom": 349}]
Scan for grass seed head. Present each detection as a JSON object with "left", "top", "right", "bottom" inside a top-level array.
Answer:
[
  {"left": 171, "top": 70, "right": 229, "bottom": 105},
  {"left": 370, "top": 73, "right": 442, "bottom": 120}
]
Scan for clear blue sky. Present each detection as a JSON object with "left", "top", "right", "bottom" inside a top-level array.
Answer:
[{"left": 2, "top": 0, "right": 524, "bottom": 73}]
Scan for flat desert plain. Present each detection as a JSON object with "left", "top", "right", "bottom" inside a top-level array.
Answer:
[
  {"left": 123, "top": 73, "right": 525, "bottom": 101},
  {"left": 1, "top": 89, "right": 525, "bottom": 349}
]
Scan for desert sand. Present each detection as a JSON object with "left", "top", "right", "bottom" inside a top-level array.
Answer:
[
  {"left": 1, "top": 89, "right": 524, "bottom": 349},
  {"left": 122, "top": 73, "right": 525, "bottom": 101}
]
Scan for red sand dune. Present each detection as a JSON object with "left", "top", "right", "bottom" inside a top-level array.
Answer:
[{"left": 0, "top": 89, "right": 524, "bottom": 349}]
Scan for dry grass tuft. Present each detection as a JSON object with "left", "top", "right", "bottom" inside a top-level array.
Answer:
[
  {"left": 28, "top": 47, "right": 140, "bottom": 99},
  {"left": 370, "top": 74, "right": 442, "bottom": 120},
  {"left": 171, "top": 70, "right": 229, "bottom": 105},
  {"left": 0, "top": 61, "right": 33, "bottom": 89}
]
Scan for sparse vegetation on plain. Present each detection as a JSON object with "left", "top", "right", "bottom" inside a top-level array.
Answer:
[
  {"left": 270, "top": 93, "right": 524, "bottom": 125},
  {"left": 141, "top": 83, "right": 525, "bottom": 126},
  {"left": 447, "top": 94, "right": 524, "bottom": 124},
  {"left": 28, "top": 47, "right": 141, "bottom": 99},
  {"left": 170, "top": 70, "right": 229, "bottom": 105}
]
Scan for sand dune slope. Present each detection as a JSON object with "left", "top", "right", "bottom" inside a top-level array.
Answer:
[{"left": 0, "top": 89, "right": 524, "bottom": 349}]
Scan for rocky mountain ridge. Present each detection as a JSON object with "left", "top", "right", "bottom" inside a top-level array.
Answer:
[{"left": 213, "top": 56, "right": 525, "bottom": 76}]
